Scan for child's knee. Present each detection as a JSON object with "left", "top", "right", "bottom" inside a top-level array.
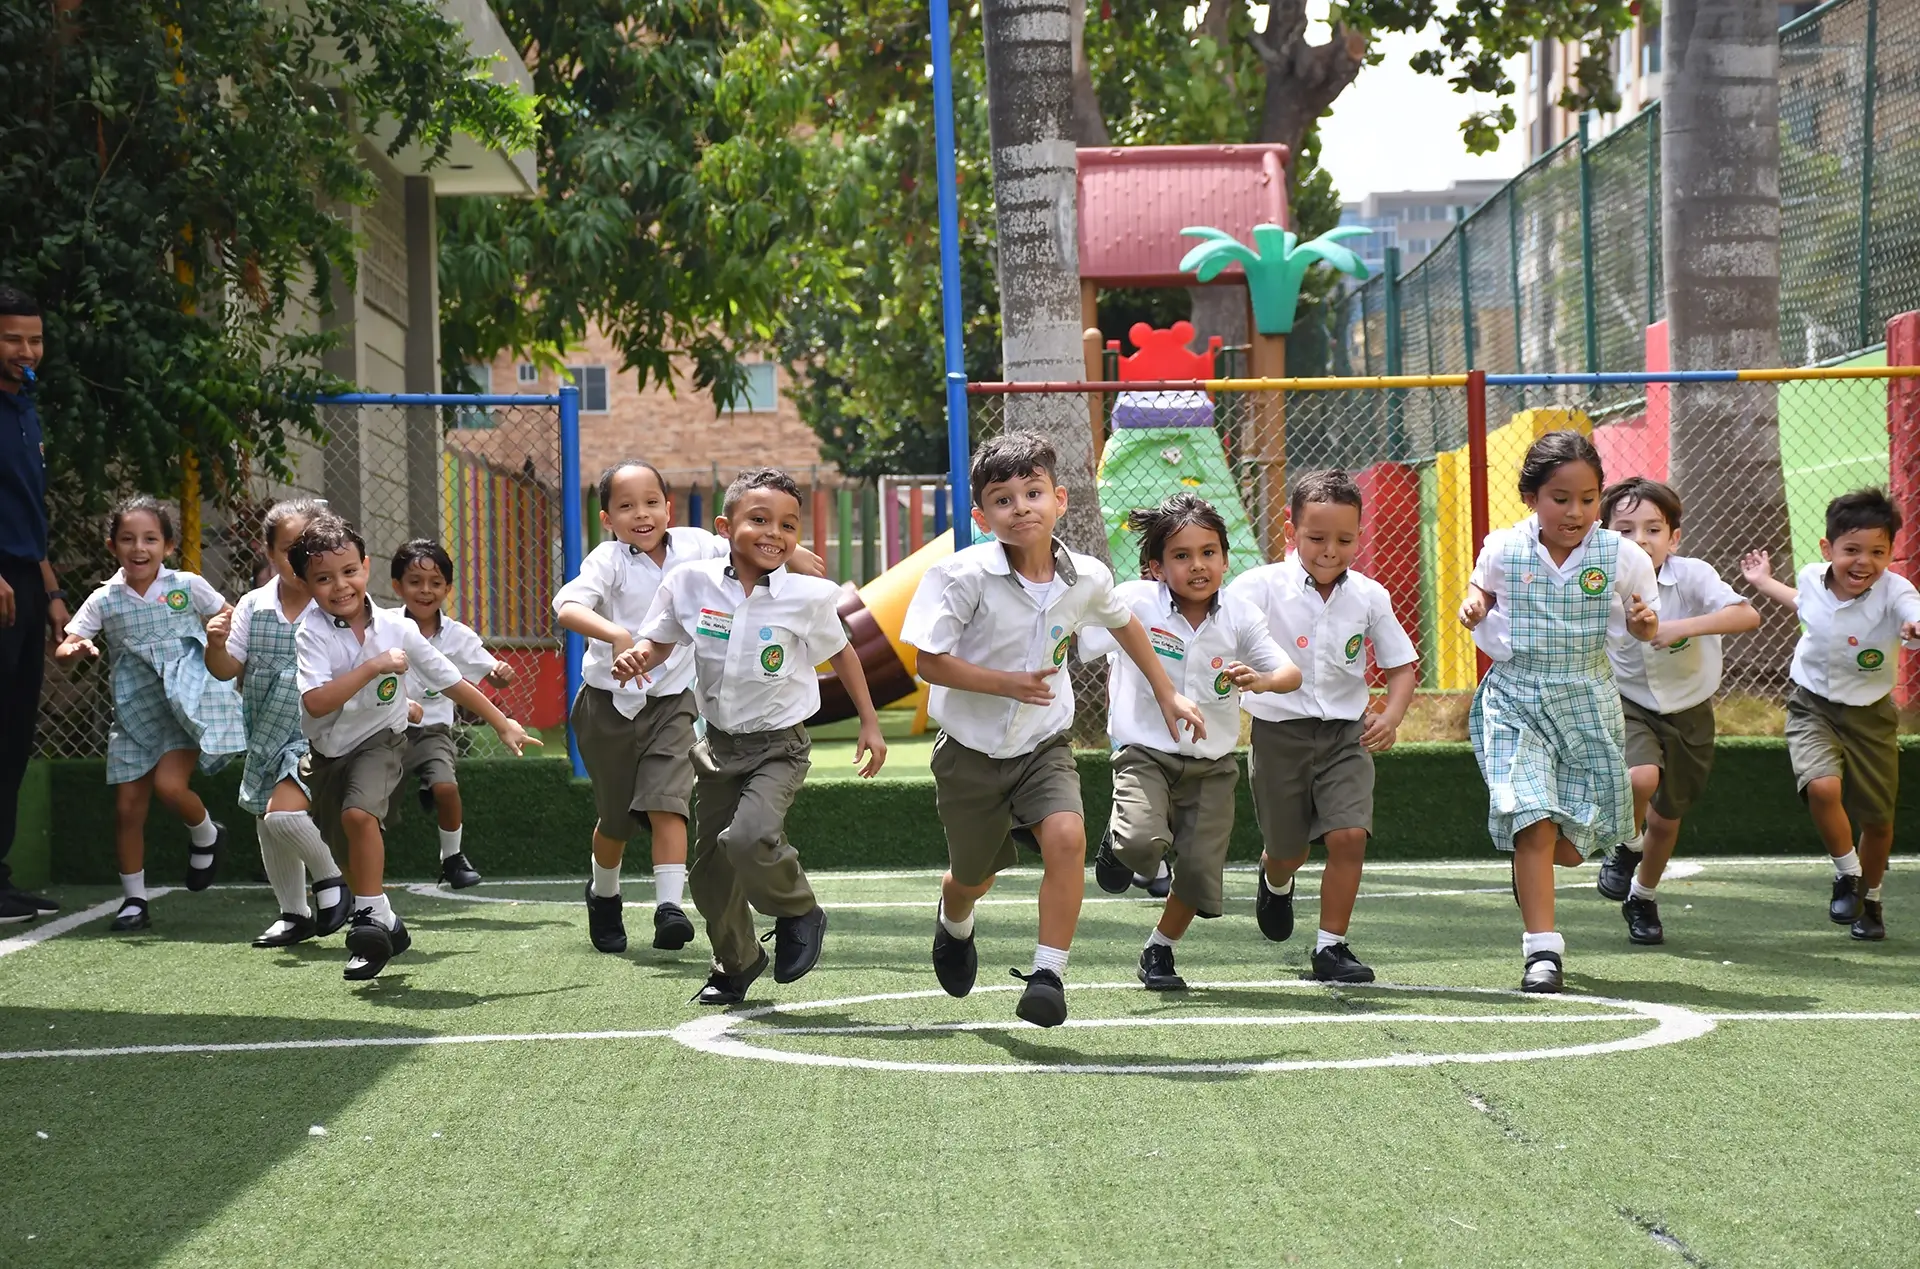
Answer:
[
  {"left": 1034, "top": 813, "right": 1086, "bottom": 862},
  {"left": 1805, "top": 776, "right": 1844, "bottom": 807},
  {"left": 431, "top": 782, "right": 459, "bottom": 801},
  {"left": 1323, "top": 828, "right": 1368, "bottom": 858},
  {"left": 340, "top": 807, "right": 378, "bottom": 834},
  {"left": 1629, "top": 765, "right": 1661, "bottom": 799}
]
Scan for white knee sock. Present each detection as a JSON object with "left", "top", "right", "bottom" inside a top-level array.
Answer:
[
  {"left": 591, "top": 859, "right": 622, "bottom": 898},
  {"left": 1834, "top": 850, "right": 1863, "bottom": 877},
  {"left": 938, "top": 899, "right": 974, "bottom": 939},
  {"left": 264, "top": 811, "right": 341, "bottom": 887},
  {"left": 653, "top": 863, "right": 686, "bottom": 907},
  {"left": 257, "top": 816, "right": 312, "bottom": 918},
  {"left": 438, "top": 826, "right": 463, "bottom": 861},
  {"left": 1032, "top": 944, "right": 1069, "bottom": 978},
  {"left": 1522, "top": 931, "right": 1565, "bottom": 958}
]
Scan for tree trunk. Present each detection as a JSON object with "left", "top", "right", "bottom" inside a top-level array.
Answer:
[
  {"left": 1068, "top": 0, "right": 1108, "bottom": 148},
  {"left": 981, "top": 0, "right": 1107, "bottom": 562},
  {"left": 1662, "top": 0, "right": 1791, "bottom": 690}
]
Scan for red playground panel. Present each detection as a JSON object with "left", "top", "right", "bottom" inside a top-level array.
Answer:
[{"left": 1352, "top": 461, "right": 1422, "bottom": 685}]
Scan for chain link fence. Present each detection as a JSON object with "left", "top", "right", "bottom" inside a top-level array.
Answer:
[{"left": 37, "top": 397, "right": 566, "bottom": 762}]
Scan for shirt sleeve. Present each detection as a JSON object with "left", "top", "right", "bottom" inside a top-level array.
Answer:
[
  {"left": 1614, "top": 538, "right": 1661, "bottom": 612},
  {"left": 1794, "top": 563, "right": 1824, "bottom": 617},
  {"left": 66, "top": 585, "right": 109, "bottom": 640},
  {"left": 1468, "top": 529, "right": 1511, "bottom": 595},
  {"left": 1366, "top": 586, "right": 1419, "bottom": 668},
  {"left": 1894, "top": 576, "right": 1920, "bottom": 646},
  {"left": 294, "top": 621, "right": 332, "bottom": 694},
  {"left": 1686, "top": 560, "right": 1748, "bottom": 614},
  {"left": 637, "top": 571, "right": 693, "bottom": 646},
  {"left": 1078, "top": 562, "right": 1134, "bottom": 630},
  {"left": 226, "top": 596, "right": 257, "bottom": 665},
  {"left": 185, "top": 573, "right": 228, "bottom": 617},
  {"left": 900, "top": 562, "right": 975, "bottom": 656},
  {"left": 802, "top": 587, "right": 851, "bottom": 662},
  {"left": 403, "top": 624, "right": 463, "bottom": 693},
  {"left": 552, "top": 543, "right": 614, "bottom": 618},
  {"left": 1077, "top": 622, "right": 1120, "bottom": 662},
  {"left": 1228, "top": 595, "right": 1290, "bottom": 675},
  {"left": 446, "top": 622, "right": 500, "bottom": 681}
]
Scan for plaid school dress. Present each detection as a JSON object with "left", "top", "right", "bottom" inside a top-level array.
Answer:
[
  {"left": 1468, "top": 527, "right": 1633, "bottom": 854},
  {"left": 235, "top": 588, "right": 308, "bottom": 815},
  {"left": 92, "top": 577, "right": 247, "bottom": 784}
]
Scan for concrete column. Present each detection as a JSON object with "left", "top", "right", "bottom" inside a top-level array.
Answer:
[
  {"left": 404, "top": 175, "right": 442, "bottom": 541},
  {"left": 320, "top": 204, "right": 363, "bottom": 526}
]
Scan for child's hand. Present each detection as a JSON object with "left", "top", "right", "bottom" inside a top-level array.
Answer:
[
  {"left": 1626, "top": 593, "right": 1658, "bottom": 642},
  {"left": 1739, "top": 549, "right": 1773, "bottom": 586},
  {"left": 610, "top": 629, "right": 635, "bottom": 660},
  {"left": 205, "top": 606, "right": 233, "bottom": 647},
  {"left": 1159, "top": 692, "right": 1207, "bottom": 743},
  {"left": 853, "top": 719, "right": 888, "bottom": 778},
  {"left": 1458, "top": 588, "right": 1489, "bottom": 630},
  {"left": 1648, "top": 617, "right": 1689, "bottom": 651},
  {"left": 1002, "top": 666, "right": 1058, "bottom": 705},
  {"left": 1902, "top": 619, "right": 1920, "bottom": 644},
  {"left": 370, "top": 648, "right": 408, "bottom": 676},
  {"left": 407, "top": 700, "right": 424, "bottom": 724},
  {"left": 1223, "top": 661, "right": 1264, "bottom": 690},
  {"left": 611, "top": 643, "right": 653, "bottom": 685},
  {"left": 493, "top": 716, "right": 541, "bottom": 757},
  {"left": 485, "top": 662, "right": 517, "bottom": 688},
  {"left": 1361, "top": 710, "right": 1400, "bottom": 754},
  {"left": 54, "top": 636, "right": 99, "bottom": 664}
]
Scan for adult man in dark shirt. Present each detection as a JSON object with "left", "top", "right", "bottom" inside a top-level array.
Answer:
[{"left": 0, "top": 286, "right": 69, "bottom": 924}]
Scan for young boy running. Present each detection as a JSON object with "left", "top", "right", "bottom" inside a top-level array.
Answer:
[
  {"left": 901, "top": 432, "right": 1206, "bottom": 1027},
  {"left": 1742, "top": 489, "right": 1920, "bottom": 941},
  {"left": 1225, "top": 470, "right": 1418, "bottom": 984},
  {"left": 1595, "top": 479, "right": 1759, "bottom": 944},
  {"left": 292, "top": 515, "right": 537, "bottom": 980},
  {"left": 390, "top": 538, "right": 515, "bottom": 890},
  {"left": 617, "top": 468, "right": 885, "bottom": 1004}
]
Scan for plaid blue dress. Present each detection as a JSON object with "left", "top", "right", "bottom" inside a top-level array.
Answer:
[
  {"left": 84, "top": 576, "right": 248, "bottom": 784},
  {"left": 1468, "top": 527, "right": 1633, "bottom": 855},
  {"left": 233, "top": 583, "right": 309, "bottom": 815}
]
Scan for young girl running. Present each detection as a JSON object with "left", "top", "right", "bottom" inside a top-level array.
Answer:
[
  {"left": 54, "top": 496, "right": 247, "bottom": 931},
  {"left": 205, "top": 498, "right": 352, "bottom": 947},
  {"left": 1457, "top": 432, "right": 1660, "bottom": 992},
  {"left": 1083, "top": 494, "right": 1299, "bottom": 991}
]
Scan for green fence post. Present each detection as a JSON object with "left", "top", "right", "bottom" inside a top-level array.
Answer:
[
  {"left": 1507, "top": 188, "right": 1524, "bottom": 375},
  {"left": 1384, "top": 246, "right": 1404, "bottom": 459},
  {"left": 1456, "top": 209, "right": 1475, "bottom": 369},
  {"left": 1857, "top": 0, "right": 1880, "bottom": 350},
  {"left": 860, "top": 482, "right": 879, "bottom": 583},
  {"left": 1577, "top": 111, "right": 1600, "bottom": 377},
  {"left": 836, "top": 486, "right": 854, "bottom": 581}
]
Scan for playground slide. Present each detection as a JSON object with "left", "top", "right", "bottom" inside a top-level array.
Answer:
[{"left": 811, "top": 530, "right": 955, "bottom": 724}]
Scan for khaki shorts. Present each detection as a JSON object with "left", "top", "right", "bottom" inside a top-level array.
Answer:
[
  {"left": 1785, "top": 685, "right": 1899, "bottom": 828},
  {"left": 1622, "top": 696, "right": 1717, "bottom": 820},
  {"left": 403, "top": 723, "right": 459, "bottom": 789},
  {"left": 931, "top": 731, "right": 1083, "bottom": 886},
  {"left": 1247, "top": 717, "right": 1373, "bottom": 862},
  {"left": 571, "top": 685, "right": 697, "bottom": 838},
  {"left": 301, "top": 728, "right": 407, "bottom": 854},
  {"left": 1108, "top": 745, "right": 1239, "bottom": 917}
]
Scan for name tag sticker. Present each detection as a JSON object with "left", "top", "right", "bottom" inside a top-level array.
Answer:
[
  {"left": 1148, "top": 626, "right": 1185, "bottom": 661},
  {"left": 696, "top": 608, "right": 734, "bottom": 640}
]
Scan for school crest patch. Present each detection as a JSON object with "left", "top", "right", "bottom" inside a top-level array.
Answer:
[
  {"left": 1857, "top": 647, "right": 1885, "bottom": 670},
  {"left": 760, "top": 644, "right": 786, "bottom": 674},
  {"left": 1578, "top": 566, "right": 1608, "bottom": 596},
  {"left": 165, "top": 589, "right": 190, "bottom": 611},
  {"left": 1052, "top": 635, "right": 1071, "bottom": 666},
  {"left": 1344, "top": 633, "right": 1363, "bottom": 662},
  {"left": 1212, "top": 670, "right": 1233, "bottom": 697},
  {"left": 1667, "top": 637, "right": 1690, "bottom": 652},
  {"left": 376, "top": 676, "right": 399, "bottom": 703}
]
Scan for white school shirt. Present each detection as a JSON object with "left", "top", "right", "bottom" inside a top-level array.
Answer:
[
  {"left": 901, "top": 538, "right": 1133, "bottom": 759},
  {"left": 295, "top": 599, "right": 462, "bottom": 757},
  {"left": 224, "top": 578, "right": 310, "bottom": 665},
  {"left": 1467, "top": 517, "right": 1660, "bottom": 661},
  {"left": 1080, "top": 580, "right": 1292, "bottom": 759},
  {"left": 1227, "top": 556, "right": 1417, "bottom": 723},
  {"left": 1606, "top": 556, "right": 1748, "bottom": 713},
  {"left": 68, "top": 566, "right": 227, "bottom": 639},
  {"left": 405, "top": 616, "right": 502, "bottom": 728},
  {"left": 552, "top": 530, "right": 730, "bottom": 716},
  {"left": 638, "top": 560, "right": 849, "bottom": 733},
  {"left": 1789, "top": 563, "right": 1920, "bottom": 706}
]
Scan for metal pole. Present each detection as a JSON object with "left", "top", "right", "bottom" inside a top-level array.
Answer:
[
  {"left": 1507, "top": 188, "right": 1524, "bottom": 375},
  {"left": 1467, "top": 368, "right": 1491, "bottom": 681},
  {"left": 1857, "top": 0, "right": 1880, "bottom": 351},
  {"left": 1646, "top": 103, "right": 1659, "bottom": 334},
  {"left": 1577, "top": 111, "right": 1600, "bottom": 377},
  {"left": 559, "top": 383, "right": 585, "bottom": 779},
  {"left": 1456, "top": 210, "right": 1475, "bottom": 369},
  {"left": 1383, "top": 246, "right": 1404, "bottom": 459},
  {"left": 929, "top": 0, "right": 972, "bottom": 548}
]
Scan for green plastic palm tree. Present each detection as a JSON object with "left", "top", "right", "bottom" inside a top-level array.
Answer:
[{"left": 1178, "top": 224, "right": 1374, "bottom": 335}]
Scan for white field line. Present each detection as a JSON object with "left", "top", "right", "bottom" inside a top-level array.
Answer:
[
  {"left": 0, "top": 889, "right": 178, "bottom": 959},
  {"left": 0, "top": 1028, "right": 673, "bottom": 1062}
]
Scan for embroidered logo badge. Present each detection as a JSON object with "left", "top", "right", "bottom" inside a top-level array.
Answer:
[
  {"left": 1210, "top": 656, "right": 1224, "bottom": 669},
  {"left": 1858, "top": 648, "right": 1885, "bottom": 670},
  {"left": 376, "top": 676, "right": 398, "bottom": 703},
  {"left": 165, "top": 589, "right": 189, "bottom": 611},
  {"left": 1667, "top": 637, "right": 1690, "bottom": 652},
  {"left": 1212, "top": 670, "right": 1233, "bottom": 697},
  {"left": 1578, "top": 567, "right": 1608, "bottom": 596},
  {"left": 1344, "top": 633, "right": 1363, "bottom": 662},
  {"left": 760, "top": 644, "right": 786, "bottom": 674},
  {"left": 1052, "top": 635, "right": 1071, "bottom": 666}
]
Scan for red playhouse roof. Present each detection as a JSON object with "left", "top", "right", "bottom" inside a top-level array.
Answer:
[{"left": 1076, "top": 144, "right": 1291, "bottom": 288}]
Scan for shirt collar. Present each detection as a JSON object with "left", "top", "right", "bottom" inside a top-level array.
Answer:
[
  {"left": 1157, "top": 580, "right": 1220, "bottom": 621},
  {"left": 1655, "top": 557, "right": 1677, "bottom": 586},
  {"left": 108, "top": 565, "right": 176, "bottom": 596},
  {"left": 723, "top": 562, "right": 786, "bottom": 595},
  {"left": 982, "top": 537, "right": 1078, "bottom": 586},
  {"left": 1281, "top": 552, "right": 1346, "bottom": 593},
  {"left": 328, "top": 596, "right": 377, "bottom": 629}
]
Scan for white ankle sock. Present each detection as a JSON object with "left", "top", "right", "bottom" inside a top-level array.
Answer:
[
  {"left": 1522, "top": 931, "right": 1565, "bottom": 958},
  {"left": 938, "top": 899, "right": 974, "bottom": 940},
  {"left": 187, "top": 813, "right": 218, "bottom": 849},
  {"left": 1834, "top": 850, "right": 1863, "bottom": 877},
  {"left": 591, "top": 859, "right": 622, "bottom": 898},
  {"left": 1146, "top": 928, "right": 1176, "bottom": 950},
  {"left": 1867, "top": 885, "right": 1883, "bottom": 901},
  {"left": 438, "top": 826, "right": 463, "bottom": 861},
  {"left": 120, "top": 871, "right": 147, "bottom": 902},
  {"left": 354, "top": 891, "right": 396, "bottom": 929},
  {"left": 653, "top": 863, "right": 687, "bottom": 907},
  {"left": 1032, "top": 944, "right": 1069, "bottom": 978},
  {"left": 256, "top": 816, "right": 312, "bottom": 917},
  {"left": 1314, "top": 928, "right": 1346, "bottom": 953},
  {"left": 1264, "top": 873, "right": 1293, "bottom": 896},
  {"left": 1629, "top": 877, "right": 1658, "bottom": 901}
]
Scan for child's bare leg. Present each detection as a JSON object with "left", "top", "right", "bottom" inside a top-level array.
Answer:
[
  {"left": 592, "top": 829, "right": 626, "bottom": 871},
  {"left": 1859, "top": 823, "right": 1894, "bottom": 890},
  {"left": 1318, "top": 828, "right": 1367, "bottom": 937},
  {"left": 432, "top": 782, "right": 462, "bottom": 832},
  {"left": 342, "top": 808, "right": 385, "bottom": 895},
  {"left": 1553, "top": 835, "right": 1584, "bottom": 868},
  {"left": 647, "top": 810, "right": 688, "bottom": 868},
  {"left": 940, "top": 871, "right": 994, "bottom": 924},
  {"left": 151, "top": 749, "right": 206, "bottom": 826},
  {"left": 1514, "top": 821, "right": 1559, "bottom": 933},
  {"left": 1628, "top": 765, "right": 1659, "bottom": 840},
  {"left": 1032, "top": 812, "right": 1086, "bottom": 951},
  {"left": 1638, "top": 808, "right": 1683, "bottom": 887},
  {"left": 1156, "top": 894, "right": 1198, "bottom": 941},
  {"left": 1262, "top": 849, "right": 1307, "bottom": 889},
  {"left": 113, "top": 777, "right": 154, "bottom": 876},
  {"left": 1804, "top": 777, "right": 1855, "bottom": 858}
]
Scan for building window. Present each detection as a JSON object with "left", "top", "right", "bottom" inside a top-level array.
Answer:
[
  {"left": 516, "top": 363, "right": 538, "bottom": 384},
  {"left": 724, "top": 362, "right": 779, "bottom": 414},
  {"left": 566, "top": 365, "right": 610, "bottom": 413},
  {"left": 1643, "top": 24, "right": 1661, "bottom": 76},
  {"left": 455, "top": 365, "right": 494, "bottom": 429}
]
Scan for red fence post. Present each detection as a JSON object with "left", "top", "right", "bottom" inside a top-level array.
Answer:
[
  {"left": 1889, "top": 312, "right": 1920, "bottom": 708},
  {"left": 1467, "top": 369, "right": 1492, "bottom": 682}
]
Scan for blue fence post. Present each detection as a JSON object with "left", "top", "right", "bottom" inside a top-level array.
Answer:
[
  {"left": 929, "top": 0, "right": 971, "bottom": 548},
  {"left": 559, "top": 384, "right": 585, "bottom": 778}
]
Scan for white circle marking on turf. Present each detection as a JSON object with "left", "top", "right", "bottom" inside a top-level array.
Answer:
[{"left": 669, "top": 979, "right": 1717, "bottom": 1076}]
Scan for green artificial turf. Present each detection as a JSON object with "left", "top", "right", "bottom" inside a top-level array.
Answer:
[{"left": 2, "top": 858, "right": 1917, "bottom": 1267}]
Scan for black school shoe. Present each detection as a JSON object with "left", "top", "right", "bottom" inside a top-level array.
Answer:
[
  {"left": 0, "top": 890, "right": 37, "bottom": 925},
  {"left": 1255, "top": 872, "right": 1294, "bottom": 942},
  {"left": 1596, "top": 843, "right": 1642, "bottom": 902},
  {"left": 767, "top": 905, "right": 828, "bottom": 983},
  {"left": 252, "top": 912, "right": 316, "bottom": 948},
  {"left": 312, "top": 880, "right": 352, "bottom": 937},
  {"left": 1311, "top": 941, "right": 1376, "bottom": 984},
  {"left": 1622, "top": 895, "right": 1664, "bottom": 945},
  {"left": 440, "top": 852, "right": 482, "bottom": 890},
  {"left": 584, "top": 883, "right": 627, "bottom": 954},
  {"left": 110, "top": 897, "right": 151, "bottom": 932},
  {"left": 1010, "top": 967, "right": 1067, "bottom": 1027},
  {"left": 343, "top": 912, "right": 411, "bottom": 981},
  {"left": 1135, "top": 866, "right": 1171, "bottom": 900},
  {"left": 1093, "top": 830, "right": 1133, "bottom": 895},
  {"left": 184, "top": 822, "right": 225, "bottom": 892},
  {"left": 1830, "top": 874, "right": 1865, "bottom": 925},
  {"left": 1520, "top": 951, "right": 1563, "bottom": 994},
  {"left": 652, "top": 901, "right": 695, "bottom": 950},
  {"left": 1851, "top": 899, "right": 1886, "bottom": 942},
  {"left": 2, "top": 885, "right": 57, "bottom": 914},
  {"left": 932, "top": 910, "right": 978, "bottom": 998},
  {"left": 692, "top": 949, "right": 769, "bottom": 1006},
  {"left": 1137, "top": 942, "right": 1186, "bottom": 991}
]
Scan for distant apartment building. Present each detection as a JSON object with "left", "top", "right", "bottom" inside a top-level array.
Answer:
[{"left": 1338, "top": 180, "right": 1510, "bottom": 275}]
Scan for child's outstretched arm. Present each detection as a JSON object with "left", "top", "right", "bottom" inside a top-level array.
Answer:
[
  {"left": 914, "top": 650, "right": 1060, "bottom": 705},
  {"left": 788, "top": 546, "right": 829, "bottom": 579},
  {"left": 1740, "top": 549, "right": 1798, "bottom": 608},
  {"left": 203, "top": 607, "right": 243, "bottom": 681},
  {"left": 556, "top": 601, "right": 634, "bottom": 658},
  {"left": 1361, "top": 662, "right": 1418, "bottom": 753},
  {"left": 1107, "top": 614, "right": 1206, "bottom": 742},
  {"left": 826, "top": 643, "right": 889, "bottom": 777},
  {"left": 1225, "top": 658, "right": 1301, "bottom": 696},
  {"left": 1458, "top": 583, "right": 1493, "bottom": 630},
  {"left": 443, "top": 680, "right": 539, "bottom": 756},
  {"left": 1651, "top": 602, "right": 1762, "bottom": 649},
  {"left": 610, "top": 638, "right": 679, "bottom": 685},
  {"left": 302, "top": 648, "right": 405, "bottom": 717},
  {"left": 52, "top": 632, "right": 99, "bottom": 664}
]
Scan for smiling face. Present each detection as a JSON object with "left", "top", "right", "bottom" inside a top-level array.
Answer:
[
  {"left": 718, "top": 486, "right": 802, "bottom": 575},
  {"left": 1150, "top": 522, "right": 1227, "bottom": 606},
  {"left": 1287, "top": 498, "right": 1362, "bottom": 587},
  {"left": 0, "top": 314, "right": 43, "bottom": 389},
  {"left": 304, "top": 545, "right": 371, "bottom": 620},
  {"left": 109, "top": 510, "right": 169, "bottom": 589},
  {"left": 1821, "top": 526, "right": 1893, "bottom": 599},
  {"left": 393, "top": 557, "right": 451, "bottom": 619},
  {"left": 1524, "top": 460, "right": 1604, "bottom": 555},
  {"left": 1605, "top": 496, "right": 1678, "bottom": 572},
  {"left": 972, "top": 470, "right": 1065, "bottom": 552},
  {"left": 601, "top": 465, "right": 673, "bottom": 554}
]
